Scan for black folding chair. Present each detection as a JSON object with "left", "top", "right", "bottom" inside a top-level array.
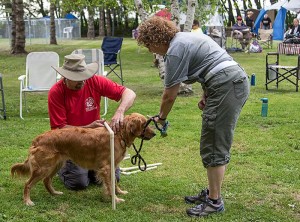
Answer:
[
  {"left": 266, "top": 52, "right": 300, "bottom": 92},
  {"left": 101, "top": 37, "right": 124, "bottom": 85}
]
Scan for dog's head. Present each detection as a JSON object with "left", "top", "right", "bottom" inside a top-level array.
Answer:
[{"left": 124, "top": 113, "right": 156, "bottom": 140}]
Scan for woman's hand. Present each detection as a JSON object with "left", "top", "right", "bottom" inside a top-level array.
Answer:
[{"left": 198, "top": 94, "right": 207, "bottom": 110}]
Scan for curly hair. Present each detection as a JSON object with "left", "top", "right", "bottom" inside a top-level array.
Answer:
[{"left": 137, "top": 16, "right": 179, "bottom": 48}]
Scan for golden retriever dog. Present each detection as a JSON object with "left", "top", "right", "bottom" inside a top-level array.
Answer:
[{"left": 11, "top": 113, "right": 156, "bottom": 206}]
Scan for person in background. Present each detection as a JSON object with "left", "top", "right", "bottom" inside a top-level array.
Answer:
[
  {"left": 191, "top": 19, "right": 203, "bottom": 34},
  {"left": 245, "top": 11, "right": 254, "bottom": 32},
  {"left": 137, "top": 16, "right": 249, "bottom": 218},
  {"left": 48, "top": 54, "right": 136, "bottom": 191},
  {"left": 232, "top": 16, "right": 252, "bottom": 50},
  {"left": 288, "top": 18, "right": 300, "bottom": 37},
  {"left": 261, "top": 14, "right": 272, "bottom": 30}
]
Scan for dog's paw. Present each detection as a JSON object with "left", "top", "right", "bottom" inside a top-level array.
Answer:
[
  {"left": 53, "top": 191, "right": 63, "bottom": 195},
  {"left": 117, "top": 190, "right": 128, "bottom": 195},
  {"left": 25, "top": 200, "right": 35, "bottom": 206},
  {"left": 115, "top": 197, "right": 125, "bottom": 203}
]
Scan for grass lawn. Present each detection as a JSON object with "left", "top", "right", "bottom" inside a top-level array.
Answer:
[{"left": 0, "top": 38, "right": 299, "bottom": 222}]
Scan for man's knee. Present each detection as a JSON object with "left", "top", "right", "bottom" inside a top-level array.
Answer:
[
  {"left": 60, "top": 173, "right": 89, "bottom": 190},
  {"left": 58, "top": 161, "right": 90, "bottom": 190}
]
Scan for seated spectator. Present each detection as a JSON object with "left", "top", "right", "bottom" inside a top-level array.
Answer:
[
  {"left": 191, "top": 19, "right": 203, "bottom": 34},
  {"left": 261, "top": 14, "right": 272, "bottom": 30},
  {"left": 232, "top": 16, "right": 252, "bottom": 50},
  {"left": 287, "top": 18, "right": 300, "bottom": 38}
]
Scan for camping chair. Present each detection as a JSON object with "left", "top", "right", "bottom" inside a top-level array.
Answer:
[
  {"left": 101, "top": 37, "right": 124, "bottom": 85},
  {"left": 18, "top": 52, "right": 59, "bottom": 119},
  {"left": 266, "top": 52, "right": 300, "bottom": 91},
  {"left": 72, "top": 49, "right": 108, "bottom": 116},
  {"left": 63, "top": 26, "right": 73, "bottom": 39},
  {"left": 258, "top": 29, "right": 273, "bottom": 49},
  {"left": 0, "top": 73, "right": 6, "bottom": 120}
]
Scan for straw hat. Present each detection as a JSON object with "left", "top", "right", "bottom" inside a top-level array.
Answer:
[{"left": 52, "top": 54, "right": 98, "bottom": 81}]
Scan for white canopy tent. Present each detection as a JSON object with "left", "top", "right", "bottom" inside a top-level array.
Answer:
[
  {"left": 284, "top": 0, "right": 300, "bottom": 12},
  {"left": 265, "top": 0, "right": 300, "bottom": 12},
  {"left": 265, "top": 0, "right": 288, "bottom": 11},
  {"left": 205, "top": 12, "right": 226, "bottom": 49}
]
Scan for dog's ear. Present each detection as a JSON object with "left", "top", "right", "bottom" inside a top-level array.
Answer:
[{"left": 125, "top": 114, "right": 145, "bottom": 137}]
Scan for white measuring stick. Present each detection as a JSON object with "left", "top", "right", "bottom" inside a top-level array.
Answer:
[
  {"left": 121, "top": 166, "right": 158, "bottom": 175},
  {"left": 120, "top": 163, "right": 162, "bottom": 172},
  {"left": 104, "top": 122, "right": 116, "bottom": 210}
]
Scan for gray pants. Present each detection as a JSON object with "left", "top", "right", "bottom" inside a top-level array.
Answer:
[
  {"left": 58, "top": 160, "right": 120, "bottom": 190},
  {"left": 200, "top": 65, "right": 249, "bottom": 168}
]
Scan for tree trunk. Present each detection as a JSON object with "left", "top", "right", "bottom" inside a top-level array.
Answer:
[
  {"left": 253, "top": 0, "right": 262, "bottom": 9},
  {"left": 50, "top": 1, "right": 57, "bottom": 45},
  {"left": 124, "top": 6, "right": 129, "bottom": 34},
  {"left": 10, "top": 0, "right": 16, "bottom": 50},
  {"left": 11, "top": 0, "right": 26, "bottom": 54},
  {"left": 87, "top": 6, "right": 95, "bottom": 39},
  {"left": 106, "top": 8, "right": 112, "bottom": 36},
  {"left": 178, "top": 0, "right": 195, "bottom": 95},
  {"left": 36, "top": 0, "right": 47, "bottom": 17},
  {"left": 171, "top": 0, "right": 180, "bottom": 27},
  {"left": 99, "top": 7, "right": 105, "bottom": 37},
  {"left": 134, "top": 0, "right": 148, "bottom": 22},
  {"left": 233, "top": 0, "right": 242, "bottom": 17},
  {"left": 226, "top": 0, "right": 235, "bottom": 27}
]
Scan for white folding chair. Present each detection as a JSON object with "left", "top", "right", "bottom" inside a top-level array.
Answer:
[
  {"left": 63, "top": 26, "right": 73, "bottom": 39},
  {"left": 72, "top": 49, "right": 108, "bottom": 116},
  {"left": 18, "top": 52, "right": 59, "bottom": 119}
]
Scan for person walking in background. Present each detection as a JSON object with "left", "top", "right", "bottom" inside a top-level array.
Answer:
[
  {"left": 137, "top": 16, "right": 249, "bottom": 218},
  {"left": 261, "top": 14, "right": 272, "bottom": 30},
  {"left": 191, "top": 19, "right": 203, "bottom": 34},
  {"left": 48, "top": 54, "right": 136, "bottom": 190},
  {"left": 245, "top": 11, "right": 254, "bottom": 32}
]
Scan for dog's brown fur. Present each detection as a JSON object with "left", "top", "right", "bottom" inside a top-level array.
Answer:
[{"left": 11, "top": 113, "right": 156, "bottom": 206}]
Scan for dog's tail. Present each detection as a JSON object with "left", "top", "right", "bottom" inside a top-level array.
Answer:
[{"left": 11, "top": 158, "right": 30, "bottom": 177}]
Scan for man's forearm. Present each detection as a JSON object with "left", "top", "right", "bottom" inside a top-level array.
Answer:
[{"left": 116, "top": 88, "right": 136, "bottom": 114}]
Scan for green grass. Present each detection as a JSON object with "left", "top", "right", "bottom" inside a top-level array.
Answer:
[{"left": 0, "top": 38, "right": 299, "bottom": 222}]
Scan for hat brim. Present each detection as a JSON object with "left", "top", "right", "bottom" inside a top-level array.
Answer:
[{"left": 52, "top": 62, "right": 98, "bottom": 81}]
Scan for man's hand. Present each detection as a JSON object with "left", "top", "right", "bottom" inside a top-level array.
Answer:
[
  {"left": 111, "top": 112, "right": 124, "bottom": 133},
  {"left": 88, "top": 120, "right": 105, "bottom": 128}
]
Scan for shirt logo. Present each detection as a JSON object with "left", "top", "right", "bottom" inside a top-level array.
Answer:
[{"left": 85, "top": 97, "right": 97, "bottom": 112}]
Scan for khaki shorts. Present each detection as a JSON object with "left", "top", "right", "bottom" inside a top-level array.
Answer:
[{"left": 200, "top": 65, "right": 249, "bottom": 168}]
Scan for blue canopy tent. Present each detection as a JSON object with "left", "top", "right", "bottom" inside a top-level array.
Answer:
[
  {"left": 253, "top": 9, "right": 266, "bottom": 35},
  {"left": 272, "top": 7, "right": 287, "bottom": 40},
  {"left": 65, "top": 13, "right": 78, "bottom": 19},
  {"left": 253, "top": 7, "right": 287, "bottom": 40},
  {"left": 253, "top": 0, "right": 300, "bottom": 41}
]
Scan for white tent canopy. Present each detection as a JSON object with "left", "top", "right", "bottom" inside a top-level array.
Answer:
[
  {"left": 265, "top": 0, "right": 288, "bottom": 10},
  {"left": 265, "top": 0, "right": 300, "bottom": 12},
  {"left": 205, "top": 13, "right": 223, "bottom": 26},
  {"left": 284, "top": 0, "right": 300, "bottom": 12}
]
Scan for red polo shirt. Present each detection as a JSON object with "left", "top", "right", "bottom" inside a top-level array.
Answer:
[{"left": 48, "top": 75, "right": 125, "bottom": 129}]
